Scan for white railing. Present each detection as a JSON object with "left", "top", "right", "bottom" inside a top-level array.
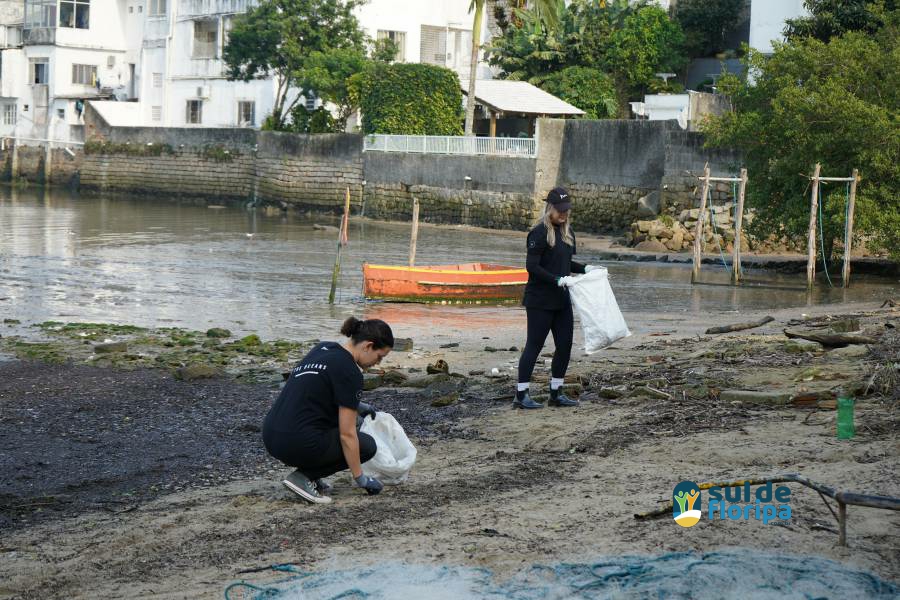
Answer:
[{"left": 364, "top": 134, "right": 537, "bottom": 158}]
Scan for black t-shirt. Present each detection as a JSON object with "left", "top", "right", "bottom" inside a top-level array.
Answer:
[
  {"left": 263, "top": 341, "right": 363, "bottom": 436},
  {"left": 522, "top": 222, "right": 585, "bottom": 310}
]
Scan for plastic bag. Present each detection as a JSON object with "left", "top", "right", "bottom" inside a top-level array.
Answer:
[
  {"left": 358, "top": 412, "right": 417, "bottom": 485},
  {"left": 568, "top": 267, "right": 631, "bottom": 354}
]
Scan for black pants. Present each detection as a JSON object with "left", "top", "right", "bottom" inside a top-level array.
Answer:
[
  {"left": 263, "top": 428, "right": 377, "bottom": 481},
  {"left": 518, "top": 304, "right": 574, "bottom": 383}
]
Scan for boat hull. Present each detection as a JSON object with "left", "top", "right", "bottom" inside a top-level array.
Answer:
[{"left": 363, "top": 263, "right": 527, "bottom": 303}]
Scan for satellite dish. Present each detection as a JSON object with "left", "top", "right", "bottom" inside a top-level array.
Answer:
[{"left": 655, "top": 72, "right": 677, "bottom": 84}]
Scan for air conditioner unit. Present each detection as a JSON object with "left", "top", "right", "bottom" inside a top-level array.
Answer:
[
  {"left": 107, "top": 55, "right": 116, "bottom": 68},
  {"left": 196, "top": 85, "right": 211, "bottom": 98}
]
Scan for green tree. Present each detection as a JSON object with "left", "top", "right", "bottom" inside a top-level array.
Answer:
[
  {"left": 703, "top": 21, "right": 900, "bottom": 260},
  {"left": 541, "top": 66, "right": 618, "bottom": 118},
  {"left": 675, "top": 0, "right": 744, "bottom": 58},
  {"left": 604, "top": 5, "right": 687, "bottom": 98},
  {"left": 784, "top": 0, "right": 895, "bottom": 42},
  {"left": 223, "top": 0, "right": 365, "bottom": 131},
  {"left": 465, "top": 0, "right": 559, "bottom": 135},
  {"left": 350, "top": 63, "right": 464, "bottom": 135},
  {"left": 301, "top": 48, "right": 367, "bottom": 130}
]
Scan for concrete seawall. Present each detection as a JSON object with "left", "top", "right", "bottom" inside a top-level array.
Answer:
[{"left": 3, "top": 112, "right": 743, "bottom": 233}]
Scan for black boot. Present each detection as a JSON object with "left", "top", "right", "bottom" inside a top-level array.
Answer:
[
  {"left": 549, "top": 387, "right": 579, "bottom": 407},
  {"left": 512, "top": 390, "right": 544, "bottom": 409}
]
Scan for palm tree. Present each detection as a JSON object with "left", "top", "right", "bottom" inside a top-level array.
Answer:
[{"left": 464, "top": 0, "right": 560, "bottom": 136}]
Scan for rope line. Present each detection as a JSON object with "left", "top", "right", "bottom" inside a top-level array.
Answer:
[{"left": 817, "top": 184, "right": 834, "bottom": 287}]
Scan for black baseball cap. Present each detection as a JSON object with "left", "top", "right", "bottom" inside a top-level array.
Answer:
[{"left": 547, "top": 187, "right": 571, "bottom": 212}]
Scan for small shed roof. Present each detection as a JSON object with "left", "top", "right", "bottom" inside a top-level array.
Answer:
[
  {"left": 88, "top": 101, "right": 142, "bottom": 127},
  {"left": 461, "top": 79, "right": 584, "bottom": 116}
]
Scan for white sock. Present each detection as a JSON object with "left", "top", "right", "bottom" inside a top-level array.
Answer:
[
  {"left": 517, "top": 382, "right": 530, "bottom": 392},
  {"left": 550, "top": 378, "right": 564, "bottom": 390}
]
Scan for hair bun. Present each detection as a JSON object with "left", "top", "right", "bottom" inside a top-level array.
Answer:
[{"left": 340, "top": 316, "right": 361, "bottom": 337}]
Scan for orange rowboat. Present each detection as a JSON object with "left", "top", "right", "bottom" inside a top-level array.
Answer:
[{"left": 363, "top": 263, "right": 528, "bottom": 303}]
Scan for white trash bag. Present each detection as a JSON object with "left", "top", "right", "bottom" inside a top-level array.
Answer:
[
  {"left": 358, "top": 412, "right": 417, "bottom": 485},
  {"left": 568, "top": 267, "right": 631, "bottom": 354}
]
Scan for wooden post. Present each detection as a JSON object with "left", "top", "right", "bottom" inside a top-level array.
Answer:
[
  {"left": 327, "top": 187, "right": 352, "bottom": 304},
  {"left": 10, "top": 140, "right": 19, "bottom": 179},
  {"left": 838, "top": 501, "right": 847, "bottom": 546},
  {"left": 807, "top": 163, "right": 821, "bottom": 289},
  {"left": 408, "top": 197, "right": 420, "bottom": 267},
  {"left": 691, "top": 164, "right": 711, "bottom": 284},
  {"left": 732, "top": 167, "right": 748, "bottom": 285},
  {"left": 842, "top": 169, "right": 859, "bottom": 288},
  {"left": 43, "top": 143, "right": 52, "bottom": 185},
  {"left": 489, "top": 112, "right": 497, "bottom": 137}
]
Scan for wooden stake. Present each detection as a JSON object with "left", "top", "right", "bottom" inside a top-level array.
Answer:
[
  {"left": 807, "top": 163, "right": 821, "bottom": 289},
  {"left": 327, "top": 187, "right": 352, "bottom": 304},
  {"left": 842, "top": 169, "right": 859, "bottom": 288},
  {"left": 691, "top": 164, "right": 711, "bottom": 284},
  {"left": 732, "top": 167, "right": 747, "bottom": 285},
  {"left": 408, "top": 197, "right": 420, "bottom": 267}
]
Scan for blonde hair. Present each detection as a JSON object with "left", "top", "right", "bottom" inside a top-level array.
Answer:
[{"left": 534, "top": 202, "right": 574, "bottom": 248}]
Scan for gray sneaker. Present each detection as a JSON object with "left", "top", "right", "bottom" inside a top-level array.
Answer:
[
  {"left": 282, "top": 470, "right": 332, "bottom": 504},
  {"left": 314, "top": 478, "right": 333, "bottom": 495}
]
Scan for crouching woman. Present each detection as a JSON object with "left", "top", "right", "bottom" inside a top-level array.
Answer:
[{"left": 263, "top": 317, "right": 393, "bottom": 504}]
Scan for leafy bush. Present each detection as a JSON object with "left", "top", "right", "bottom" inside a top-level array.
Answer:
[
  {"left": 350, "top": 63, "right": 463, "bottom": 135},
  {"left": 541, "top": 66, "right": 619, "bottom": 118},
  {"left": 703, "top": 15, "right": 900, "bottom": 260}
]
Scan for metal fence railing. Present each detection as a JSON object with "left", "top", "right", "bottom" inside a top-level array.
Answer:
[{"left": 363, "top": 134, "right": 537, "bottom": 158}]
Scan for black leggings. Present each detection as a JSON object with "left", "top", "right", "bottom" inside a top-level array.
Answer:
[
  {"left": 517, "top": 304, "right": 574, "bottom": 384},
  {"left": 263, "top": 428, "right": 377, "bottom": 481}
]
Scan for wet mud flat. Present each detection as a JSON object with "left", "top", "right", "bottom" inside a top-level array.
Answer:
[{"left": 0, "top": 301, "right": 898, "bottom": 599}]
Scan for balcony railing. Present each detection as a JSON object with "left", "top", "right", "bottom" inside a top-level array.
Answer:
[{"left": 363, "top": 134, "right": 536, "bottom": 158}]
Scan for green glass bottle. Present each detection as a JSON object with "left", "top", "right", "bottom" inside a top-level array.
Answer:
[{"left": 837, "top": 396, "right": 855, "bottom": 439}]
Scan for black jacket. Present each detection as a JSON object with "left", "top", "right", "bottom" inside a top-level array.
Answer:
[{"left": 522, "top": 223, "right": 586, "bottom": 310}]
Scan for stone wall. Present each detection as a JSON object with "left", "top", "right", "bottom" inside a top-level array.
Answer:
[
  {"left": 255, "top": 132, "right": 364, "bottom": 213},
  {"left": 1, "top": 146, "right": 83, "bottom": 187}
]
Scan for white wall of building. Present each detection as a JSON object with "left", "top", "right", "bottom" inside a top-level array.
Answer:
[{"left": 749, "top": 0, "right": 808, "bottom": 54}]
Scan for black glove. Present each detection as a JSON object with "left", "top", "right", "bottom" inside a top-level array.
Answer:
[
  {"left": 357, "top": 401, "right": 376, "bottom": 420},
  {"left": 354, "top": 473, "right": 383, "bottom": 495}
]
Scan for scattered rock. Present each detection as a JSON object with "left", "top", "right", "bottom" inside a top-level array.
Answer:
[
  {"left": 94, "top": 342, "right": 127, "bottom": 354},
  {"left": 406, "top": 373, "right": 455, "bottom": 388},
  {"left": 829, "top": 319, "right": 860, "bottom": 333},
  {"left": 439, "top": 342, "right": 459, "bottom": 348},
  {"left": 430, "top": 392, "right": 458, "bottom": 407},
  {"left": 829, "top": 345, "right": 869, "bottom": 359},
  {"left": 484, "top": 346, "right": 499, "bottom": 352},
  {"left": 201, "top": 339, "right": 221, "bottom": 349},
  {"left": 634, "top": 240, "right": 668, "bottom": 253},
  {"left": 205, "top": 328, "right": 232, "bottom": 338},
  {"left": 363, "top": 373, "right": 384, "bottom": 391},
  {"left": 381, "top": 370, "right": 409, "bottom": 385},
  {"left": 508, "top": 346, "right": 518, "bottom": 352},
  {"left": 393, "top": 338, "right": 414, "bottom": 352},
  {"left": 3, "top": 319, "right": 20, "bottom": 325},
  {"left": 636, "top": 191, "right": 661, "bottom": 218},
  {"left": 426, "top": 359, "right": 449, "bottom": 374},
  {"left": 783, "top": 340, "right": 821, "bottom": 354},
  {"left": 175, "top": 364, "right": 223, "bottom": 381},
  {"left": 468, "top": 369, "right": 485, "bottom": 376},
  {"left": 238, "top": 334, "right": 261, "bottom": 347}
]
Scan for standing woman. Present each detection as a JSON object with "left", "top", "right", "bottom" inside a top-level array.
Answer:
[
  {"left": 514, "top": 187, "right": 599, "bottom": 409},
  {"left": 263, "top": 317, "right": 393, "bottom": 503}
]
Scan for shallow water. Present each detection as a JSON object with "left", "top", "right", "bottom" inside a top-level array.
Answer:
[{"left": 0, "top": 188, "right": 896, "bottom": 342}]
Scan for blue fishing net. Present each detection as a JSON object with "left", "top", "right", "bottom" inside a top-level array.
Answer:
[{"left": 224, "top": 550, "right": 898, "bottom": 600}]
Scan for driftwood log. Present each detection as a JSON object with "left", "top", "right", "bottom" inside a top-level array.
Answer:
[
  {"left": 882, "top": 299, "right": 897, "bottom": 308},
  {"left": 705, "top": 316, "right": 774, "bottom": 334},
  {"left": 783, "top": 329, "right": 877, "bottom": 348}
]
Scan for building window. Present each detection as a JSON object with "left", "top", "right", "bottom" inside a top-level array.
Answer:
[
  {"left": 128, "top": 6, "right": 132, "bottom": 12},
  {"left": 25, "top": 0, "right": 56, "bottom": 28},
  {"left": 186, "top": 100, "right": 202, "bottom": 124},
  {"left": 237, "top": 101, "right": 255, "bottom": 127},
  {"left": 2, "top": 104, "right": 16, "bottom": 125},
  {"left": 148, "top": 0, "right": 166, "bottom": 16},
  {"left": 57, "top": 108, "right": 65, "bottom": 119},
  {"left": 60, "top": 0, "right": 90, "bottom": 29},
  {"left": 29, "top": 58, "right": 49, "bottom": 84},
  {"left": 193, "top": 19, "right": 218, "bottom": 59},
  {"left": 4, "top": 26, "right": 23, "bottom": 46},
  {"left": 376, "top": 30, "right": 406, "bottom": 62},
  {"left": 152, "top": 72, "right": 162, "bottom": 87},
  {"left": 72, "top": 64, "right": 97, "bottom": 85},
  {"left": 151, "top": 105, "right": 162, "bottom": 121},
  {"left": 304, "top": 91, "right": 317, "bottom": 111}
]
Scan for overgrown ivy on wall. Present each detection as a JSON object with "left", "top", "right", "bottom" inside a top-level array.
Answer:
[{"left": 349, "top": 63, "right": 463, "bottom": 135}]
